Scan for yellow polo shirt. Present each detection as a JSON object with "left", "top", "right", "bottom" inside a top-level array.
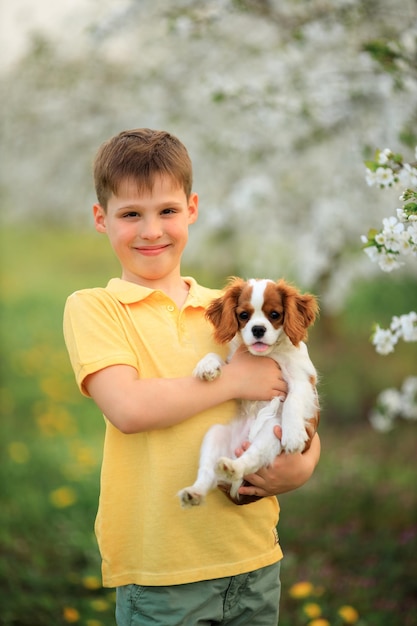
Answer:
[{"left": 64, "top": 277, "right": 282, "bottom": 588}]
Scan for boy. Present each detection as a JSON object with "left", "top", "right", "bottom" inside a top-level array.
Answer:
[{"left": 63, "top": 128, "right": 320, "bottom": 625}]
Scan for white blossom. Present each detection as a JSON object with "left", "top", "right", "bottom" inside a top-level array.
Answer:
[
  {"left": 381, "top": 215, "right": 404, "bottom": 241},
  {"left": 378, "top": 148, "right": 392, "bottom": 165},
  {"left": 399, "top": 163, "right": 417, "bottom": 188},
  {"left": 408, "top": 222, "right": 417, "bottom": 245},
  {"left": 378, "top": 388, "right": 403, "bottom": 416},
  {"left": 372, "top": 312, "right": 417, "bottom": 357},
  {"left": 372, "top": 325, "right": 397, "bottom": 354},
  {"left": 369, "top": 409, "right": 395, "bottom": 432},
  {"left": 378, "top": 252, "right": 404, "bottom": 272},
  {"left": 397, "top": 230, "right": 415, "bottom": 255},
  {"left": 371, "top": 377, "right": 417, "bottom": 429},
  {"left": 363, "top": 245, "right": 380, "bottom": 263},
  {"left": 390, "top": 312, "right": 417, "bottom": 342},
  {"left": 375, "top": 166, "right": 395, "bottom": 187},
  {"left": 365, "top": 168, "right": 377, "bottom": 187},
  {"left": 362, "top": 201, "right": 417, "bottom": 271}
]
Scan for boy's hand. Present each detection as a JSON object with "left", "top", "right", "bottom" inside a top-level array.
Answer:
[
  {"left": 235, "top": 428, "right": 321, "bottom": 498},
  {"left": 226, "top": 348, "right": 287, "bottom": 401}
]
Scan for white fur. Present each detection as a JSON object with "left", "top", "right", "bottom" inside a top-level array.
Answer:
[{"left": 178, "top": 279, "right": 318, "bottom": 508}]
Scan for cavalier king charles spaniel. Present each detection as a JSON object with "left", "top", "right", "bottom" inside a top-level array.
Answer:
[{"left": 178, "top": 277, "right": 319, "bottom": 507}]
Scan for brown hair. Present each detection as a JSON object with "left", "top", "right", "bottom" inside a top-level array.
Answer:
[{"left": 93, "top": 128, "right": 193, "bottom": 208}]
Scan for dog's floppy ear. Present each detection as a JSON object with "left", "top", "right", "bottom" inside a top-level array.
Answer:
[
  {"left": 206, "top": 277, "right": 246, "bottom": 344},
  {"left": 277, "top": 280, "right": 319, "bottom": 346}
]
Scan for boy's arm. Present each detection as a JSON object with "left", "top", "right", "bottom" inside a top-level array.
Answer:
[
  {"left": 237, "top": 430, "right": 321, "bottom": 498},
  {"left": 84, "top": 349, "right": 287, "bottom": 434}
]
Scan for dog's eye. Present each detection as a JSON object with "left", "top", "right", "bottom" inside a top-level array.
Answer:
[
  {"left": 270, "top": 311, "right": 282, "bottom": 321},
  {"left": 238, "top": 311, "right": 249, "bottom": 321}
]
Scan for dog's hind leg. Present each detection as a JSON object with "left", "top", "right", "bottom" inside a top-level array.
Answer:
[
  {"left": 178, "top": 424, "right": 232, "bottom": 508},
  {"left": 216, "top": 410, "right": 282, "bottom": 496}
]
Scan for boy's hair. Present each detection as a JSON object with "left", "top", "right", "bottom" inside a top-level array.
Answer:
[{"left": 93, "top": 128, "right": 193, "bottom": 208}]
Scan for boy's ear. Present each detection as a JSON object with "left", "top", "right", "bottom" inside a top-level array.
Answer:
[
  {"left": 188, "top": 193, "right": 199, "bottom": 224},
  {"left": 93, "top": 204, "right": 107, "bottom": 233}
]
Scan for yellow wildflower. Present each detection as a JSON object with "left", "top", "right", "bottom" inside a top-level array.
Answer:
[
  {"left": 49, "top": 486, "right": 77, "bottom": 508},
  {"left": 303, "top": 602, "right": 322, "bottom": 618},
  {"left": 86, "top": 621, "right": 103, "bottom": 626},
  {"left": 36, "top": 405, "right": 77, "bottom": 437},
  {"left": 288, "top": 581, "right": 314, "bottom": 599},
  {"left": 82, "top": 575, "right": 101, "bottom": 590},
  {"left": 70, "top": 441, "right": 98, "bottom": 469},
  {"left": 63, "top": 606, "right": 80, "bottom": 623},
  {"left": 338, "top": 605, "right": 360, "bottom": 623}
]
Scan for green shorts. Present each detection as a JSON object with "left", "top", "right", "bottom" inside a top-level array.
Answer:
[{"left": 115, "top": 561, "right": 281, "bottom": 626}]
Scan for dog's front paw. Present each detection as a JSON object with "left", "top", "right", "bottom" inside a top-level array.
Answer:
[
  {"left": 193, "top": 353, "right": 224, "bottom": 381},
  {"left": 215, "top": 457, "right": 243, "bottom": 482},
  {"left": 178, "top": 488, "right": 205, "bottom": 508}
]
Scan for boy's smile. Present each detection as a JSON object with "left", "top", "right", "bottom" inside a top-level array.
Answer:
[
  {"left": 93, "top": 175, "right": 198, "bottom": 293},
  {"left": 136, "top": 244, "right": 172, "bottom": 257}
]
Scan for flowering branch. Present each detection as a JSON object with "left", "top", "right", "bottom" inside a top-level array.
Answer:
[
  {"left": 372, "top": 312, "right": 417, "bottom": 355},
  {"left": 361, "top": 148, "right": 417, "bottom": 272},
  {"left": 361, "top": 147, "right": 417, "bottom": 430}
]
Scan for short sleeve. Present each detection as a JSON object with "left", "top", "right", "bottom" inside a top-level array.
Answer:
[{"left": 63, "top": 290, "right": 138, "bottom": 396}]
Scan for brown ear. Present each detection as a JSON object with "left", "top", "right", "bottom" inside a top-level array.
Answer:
[
  {"left": 277, "top": 280, "right": 319, "bottom": 346},
  {"left": 206, "top": 277, "right": 246, "bottom": 344}
]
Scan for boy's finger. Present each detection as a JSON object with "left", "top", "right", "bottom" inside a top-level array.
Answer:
[
  {"left": 273, "top": 426, "right": 283, "bottom": 440},
  {"left": 234, "top": 441, "right": 250, "bottom": 457}
]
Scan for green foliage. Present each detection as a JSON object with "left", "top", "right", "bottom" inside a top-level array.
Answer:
[
  {"left": 362, "top": 40, "right": 402, "bottom": 73},
  {"left": 1, "top": 227, "right": 416, "bottom": 624}
]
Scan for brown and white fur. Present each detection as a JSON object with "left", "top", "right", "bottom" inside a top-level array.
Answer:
[{"left": 178, "top": 277, "right": 319, "bottom": 508}]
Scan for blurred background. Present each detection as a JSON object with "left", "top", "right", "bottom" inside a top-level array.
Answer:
[{"left": 1, "top": 1, "right": 416, "bottom": 624}]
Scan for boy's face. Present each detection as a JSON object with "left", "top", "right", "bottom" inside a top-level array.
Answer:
[{"left": 93, "top": 175, "right": 198, "bottom": 288}]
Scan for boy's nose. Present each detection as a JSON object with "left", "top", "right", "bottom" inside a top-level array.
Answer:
[{"left": 140, "top": 218, "right": 163, "bottom": 240}]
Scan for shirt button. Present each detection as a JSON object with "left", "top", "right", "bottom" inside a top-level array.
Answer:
[{"left": 167, "top": 305, "right": 175, "bottom": 312}]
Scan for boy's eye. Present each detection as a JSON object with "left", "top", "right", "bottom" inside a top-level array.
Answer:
[
  {"left": 123, "top": 211, "right": 139, "bottom": 218},
  {"left": 161, "top": 208, "right": 176, "bottom": 215}
]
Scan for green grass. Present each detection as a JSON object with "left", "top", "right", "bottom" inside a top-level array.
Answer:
[
  {"left": 278, "top": 424, "right": 417, "bottom": 626},
  {"left": 1, "top": 227, "right": 116, "bottom": 624},
  {"left": 1, "top": 227, "right": 416, "bottom": 625}
]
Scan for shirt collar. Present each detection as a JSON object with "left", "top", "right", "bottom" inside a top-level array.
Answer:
[{"left": 106, "top": 277, "right": 218, "bottom": 308}]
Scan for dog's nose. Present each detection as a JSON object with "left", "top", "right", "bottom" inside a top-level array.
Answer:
[{"left": 252, "top": 325, "right": 266, "bottom": 339}]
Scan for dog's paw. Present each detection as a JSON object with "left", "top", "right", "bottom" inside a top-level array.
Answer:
[
  {"left": 178, "top": 488, "right": 205, "bottom": 508},
  {"left": 281, "top": 428, "right": 308, "bottom": 454},
  {"left": 193, "top": 353, "right": 223, "bottom": 381},
  {"left": 215, "top": 457, "right": 242, "bottom": 482}
]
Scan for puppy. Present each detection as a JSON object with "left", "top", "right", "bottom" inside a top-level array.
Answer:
[{"left": 178, "top": 277, "right": 319, "bottom": 507}]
